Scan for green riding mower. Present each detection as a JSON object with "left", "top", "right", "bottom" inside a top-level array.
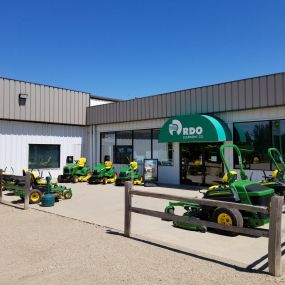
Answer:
[
  {"left": 164, "top": 144, "right": 274, "bottom": 234},
  {"left": 5, "top": 172, "right": 72, "bottom": 204},
  {"left": 115, "top": 161, "right": 143, "bottom": 186},
  {"left": 57, "top": 157, "right": 90, "bottom": 183},
  {"left": 88, "top": 160, "right": 117, "bottom": 184},
  {"left": 258, "top": 147, "right": 285, "bottom": 197}
]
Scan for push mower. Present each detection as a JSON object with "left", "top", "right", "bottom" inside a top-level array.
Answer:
[
  {"left": 164, "top": 144, "right": 274, "bottom": 234},
  {"left": 57, "top": 157, "right": 90, "bottom": 183},
  {"left": 88, "top": 160, "right": 117, "bottom": 184},
  {"left": 115, "top": 161, "right": 143, "bottom": 186}
]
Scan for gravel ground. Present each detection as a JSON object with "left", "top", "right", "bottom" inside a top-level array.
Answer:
[{"left": 0, "top": 204, "right": 283, "bottom": 285}]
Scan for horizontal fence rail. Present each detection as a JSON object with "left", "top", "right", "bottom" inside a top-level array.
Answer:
[
  {"left": 0, "top": 169, "right": 31, "bottom": 210},
  {"left": 124, "top": 182, "right": 283, "bottom": 277},
  {"left": 129, "top": 190, "right": 269, "bottom": 214}
]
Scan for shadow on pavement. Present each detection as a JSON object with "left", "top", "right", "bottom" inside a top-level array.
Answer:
[{"left": 105, "top": 229, "right": 271, "bottom": 275}]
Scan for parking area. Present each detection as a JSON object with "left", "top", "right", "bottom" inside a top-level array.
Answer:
[{"left": 3, "top": 182, "right": 285, "bottom": 272}]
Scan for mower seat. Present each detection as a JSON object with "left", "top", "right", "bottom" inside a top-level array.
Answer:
[
  {"left": 105, "top": 161, "right": 113, "bottom": 169},
  {"left": 130, "top": 161, "right": 138, "bottom": 170},
  {"left": 77, "top": 157, "right": 87, "bottom": 167}
]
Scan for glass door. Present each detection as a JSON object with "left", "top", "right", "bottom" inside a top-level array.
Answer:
[{"left": 180, "top": 143, "right": 223, "bottom": 186}]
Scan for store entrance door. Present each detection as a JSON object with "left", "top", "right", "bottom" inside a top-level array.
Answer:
[{"left": 180, "top": 143, "right": 223, "bottom": 186}]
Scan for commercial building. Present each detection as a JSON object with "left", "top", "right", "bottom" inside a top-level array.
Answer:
[
  {"left": 1, "top": 72, "right": 285, "bottom": 185},
  {"left": 0, "top": 77, "right": 117, "bottom": 177},
  {"left": 87, "top": 72, "right": 285, "bottom": 185}
]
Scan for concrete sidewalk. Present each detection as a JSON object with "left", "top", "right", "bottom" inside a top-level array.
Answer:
[{"left": 3, "top": 183, "right": 285, "bottom": 272}]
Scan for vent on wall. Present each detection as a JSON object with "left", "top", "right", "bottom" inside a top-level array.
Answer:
[{"left": 18, "top": 93, "right": 28, "bottom": 106}]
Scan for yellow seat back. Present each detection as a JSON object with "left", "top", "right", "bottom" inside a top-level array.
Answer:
[
  {"left": 130, "top": 161, "right": 138, "bottom": 170},
  {"left": 105, "top": 161, "right": 112, "bottom": 169},
  {"left": 78, "top": 157, "right": 87, "bottom": 167},
  {"left": 272, "top": 170, "right": 279, "bottom": 179},
  {"left": 31, "top": 171, "right": 39, "bottom": 179},
  {"left": 222, "top": 171, "right": 237, "bottom": 183}
]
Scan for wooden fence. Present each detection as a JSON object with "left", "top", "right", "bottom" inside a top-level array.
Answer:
[
  {"left": 124, "top": 181, "right": 283, "bottom": 277},
  {"left": 0, "top": 169, "right": 31, "bottom": 210}
]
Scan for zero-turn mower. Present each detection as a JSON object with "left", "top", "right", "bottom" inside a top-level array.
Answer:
[
  {"left": 258, "top": 147, "right": 285, "bottom": 197},
  {"left": 5, "top": 171, "right": 72, "bottom": 204},
  {"left": 164, "top": 144, "right": 274, "bottom": 234},
  {"left": 88, "top": 160, "right": 117, "bottom": 184}
]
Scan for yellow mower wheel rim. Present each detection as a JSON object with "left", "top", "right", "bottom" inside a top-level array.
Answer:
[
  {"left": 65, "top": 192, "right": 72, "bottom": 199},
  {"left": 30, "top": 192, "right": 40, "bottom": 202},
  {"left": 217, "top": 213, "right": 233, "bottom": 225}
]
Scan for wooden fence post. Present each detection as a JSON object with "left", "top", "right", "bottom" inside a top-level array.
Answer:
[
  {"left": 0, "top": 169, "right": 3, "bottom": 202},
  {"left": 124, "top": 181, "right": 132, "bottom": 237},
  {"left": 24, "top": 172, "right": 31, "bottom": 210},
  {"left": 268, "top": 195, "right": 283, "bottom": 276}
]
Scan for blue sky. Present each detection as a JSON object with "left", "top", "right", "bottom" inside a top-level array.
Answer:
[{"left": 0, "top": 0, "right": 284, "bottom": 99}]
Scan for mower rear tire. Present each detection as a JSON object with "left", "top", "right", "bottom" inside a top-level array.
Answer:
[
  {"left": 29, "top": 190, "right": 42, "bottom": 204},
  {"left": 212, "top": 207, "right": 243, "bottom": 236}
]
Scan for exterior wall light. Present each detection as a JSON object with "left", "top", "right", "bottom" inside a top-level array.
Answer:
[{"left": 18, "top": 93, "right": 28, "bottom": 105}]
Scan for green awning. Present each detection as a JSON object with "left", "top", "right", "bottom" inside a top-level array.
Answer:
[{"left": 159, "top": 114, "right": 232, "bottom": 143}]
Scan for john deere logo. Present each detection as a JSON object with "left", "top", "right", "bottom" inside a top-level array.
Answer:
[{"left": 169, "top": 120, "right": 182, "bottom": 135}]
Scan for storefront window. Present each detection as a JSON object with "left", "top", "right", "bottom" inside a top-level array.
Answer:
[
  {"left": 101, "top": 132, "right": 115, "bottom": 162},
  {"left": 133, "top": 130, "right": 151, "bottom": 164},
  {"left": 114, "top": 131, "right": 133, "bottom": 163},
  {"left": 152, "top": 129, "right": 173, "bottom": 166},
  {"left": 233, "top": 121, "right": 271, "bottom": 170},
  {"left": 29, "top": 144, "right": 60, "bottom": 169}
]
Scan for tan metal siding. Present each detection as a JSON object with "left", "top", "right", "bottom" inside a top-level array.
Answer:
[
  {"left": 213, "top": 85, "right": 219, "bottom": 112},
  {"left": 190, "top": 89, "right": 196, "bottom": 113},
  {"left": 201, "top": 87, "right": 207, "bottom": 113},
  {"left": 268, "top": 75, "right": 275, "bottom": 106},
  {"left": 219, "top": 84, "right": 226, "bottom": 112},
  {"left": 196, "top": 88, "right": 202, "bottom": 113},
  {"left": 0, "top": 79, "right": 3, "bottom": 118},
  {"left": 86, "top": 73, "right": 285, "bottom": 125},
  {"left": 0, "top": 78, "right": 89, "bottom": 125},
  {"left": 207, "top": 86, "right": 213, "bottom": 113},
  {"left": 185, "top": 90, "right": 191, "bottom": 115},
  {"left": 232, "top": 81, "right": 238, "bottom": 109},
  {"left": 238, "top": 80, "right": 246, "bottom": 109},
  {"left": 252, "top": 78, "right": 260, "bottom": 108},
  {"left": 4, "top": 79, "right": 10, "bottom": 119},
  {"left": 225, "top": 83, "right": 232, "bottom": 110},
  {"left": 260, "top": 76, "right": 268, "bottom": 107},
  {"left": 275, "top": 74, "right": 283, "bottom": 105},
  {"left": 245, "top": 79, "right": 253, "bottom": 109}
]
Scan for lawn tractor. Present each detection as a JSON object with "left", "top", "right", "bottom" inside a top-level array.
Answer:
[
  {"left": 88, "top": 160, "right": 117, "bottom": 184},
  {"left": 57, "top": 157, "right": 90, "bottom": 183},
  {"left": 258, "top": 147, "right": 285, "bottom": 197},
  {"left": 164, "top": 144, "right": 274, "bottom": 234},
  {"left": 6, "top": 173, "right": 73, "bottom": 204},
  {"left": 115, "top": 161, "right": 143, "bottom": 186}
]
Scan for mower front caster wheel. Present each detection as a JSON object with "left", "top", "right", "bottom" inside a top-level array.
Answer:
[
  {"left": 63, "top": 190, "right": 72, "bottom": 199},
  {"left": 72, "top": 176, "right": 79, "bottom": 183}
]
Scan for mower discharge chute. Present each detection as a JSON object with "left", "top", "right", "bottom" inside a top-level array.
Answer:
[
  {"left": 88, "top": 160, "right": 117, "bottom": 184},
  {"left": 115, "top": 161, "right": 143, "bottom": 186},
  {"left": 57, "top": 157, "right": 90, "bottom": 183},
  {"left": 164, "top": 144, "right": 274, "bottom": 234}
]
